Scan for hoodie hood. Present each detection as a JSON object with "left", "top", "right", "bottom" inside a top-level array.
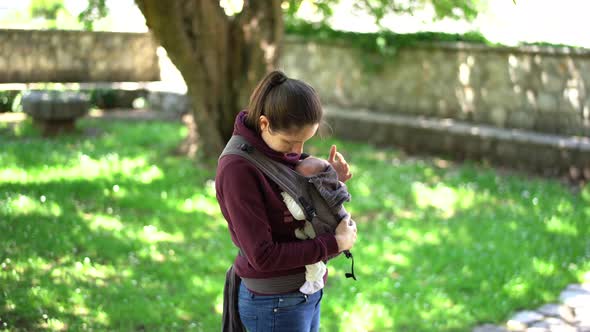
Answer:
[{"left": 233, "top": 111, "right": 301, "bottom": 167}]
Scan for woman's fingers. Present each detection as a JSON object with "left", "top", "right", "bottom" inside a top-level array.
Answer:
[
  {"left": 350, "top": 219, "right": 357, "bottom": 233},
  {"left": 335, "top": 217, "right": 358, "bottom": 252},
  {"left": 345, "top": 218, "right": 357, "bottom": 234}
]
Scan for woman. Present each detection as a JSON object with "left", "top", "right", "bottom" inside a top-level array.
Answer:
[{"left": 216, "top": 70, "right": 357, "bottom": 332}]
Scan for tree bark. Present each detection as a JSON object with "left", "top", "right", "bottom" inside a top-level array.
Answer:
[{"left": 135, "top": 0, "right": 283, "bottom": 159}]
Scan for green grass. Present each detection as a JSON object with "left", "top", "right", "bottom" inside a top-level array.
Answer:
[{"left": 1, "top": 119, "right": 589, "bottom": 331}]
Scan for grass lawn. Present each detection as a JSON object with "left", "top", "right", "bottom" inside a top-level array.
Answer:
[{"left": 1, "top": 117, "right": 589, "bottom": 331}]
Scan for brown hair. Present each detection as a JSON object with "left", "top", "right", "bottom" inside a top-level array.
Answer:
[{"left": 245, "top": 70, "right": 323, "bottom": 133}]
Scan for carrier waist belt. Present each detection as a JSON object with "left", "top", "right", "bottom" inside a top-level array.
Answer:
[
  {"left": 238, "top": 250, "right": 306, "bottom": 294},
  {"left": 240, "top": 273, "right": 306, "bottom": 294}
]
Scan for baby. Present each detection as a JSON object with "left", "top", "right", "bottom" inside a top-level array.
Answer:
[{"left": 281, "top": 156, "right": 350, "bottom": 294}]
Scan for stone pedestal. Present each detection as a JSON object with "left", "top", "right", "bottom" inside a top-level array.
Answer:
[{"left": 22, "top": 90, "right": 89, "bottom": 136}]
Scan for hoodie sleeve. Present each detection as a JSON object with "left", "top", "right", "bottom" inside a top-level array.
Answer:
[{"left": 216, "top": 156, "right": 339, "bottom": 273}]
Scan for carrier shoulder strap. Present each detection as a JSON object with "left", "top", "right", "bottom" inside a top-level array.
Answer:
[{"left": 219, "top": 135, "right": 317, "bottom": 221}]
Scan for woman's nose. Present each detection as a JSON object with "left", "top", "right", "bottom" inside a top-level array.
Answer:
[{"left": 290, "top": 143, "right": 303, "bottom": 155}]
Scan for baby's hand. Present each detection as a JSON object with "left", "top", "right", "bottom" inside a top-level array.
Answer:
[{"left": 328, "top": 145, "right": 352, "bottom": 182}]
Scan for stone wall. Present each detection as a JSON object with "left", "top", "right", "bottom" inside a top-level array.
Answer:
[
  {"left": 2, "top": 30, "right": 586, "bottom": 174},
  {"left": 0, "top": 29, "right": 160, "bottom": 83},
  {"left": 281, "top": 37, "right": 590, "bottom": 137}
]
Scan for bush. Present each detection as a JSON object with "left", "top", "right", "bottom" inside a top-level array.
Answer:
[
  {"left": 0, "top": 91, "right": 21, "bottom": 113},
  {"left": 88, "top": 89, "right": 148, "bottom": 110}
]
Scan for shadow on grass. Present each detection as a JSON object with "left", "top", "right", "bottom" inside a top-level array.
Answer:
[
  {"left": 0, "top": 176, "right": 232, "bottom": 329},
  {"left": 2, "top": 120, "right": 589, "bottom": 331},
  {"left": 0, "top": 119, "right": 185, "bottom": 174},
  {"left": 0, "top": 118, "right": 234, "bottom": 330},
  {"left": 1, "top": 174, "right": 233, "bottom": 330},
  {"left": 307, "top": 137, "right": 590, "bottom": 332}
]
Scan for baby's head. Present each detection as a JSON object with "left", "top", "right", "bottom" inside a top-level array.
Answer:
[{"left": 296, "top": 157, "right": 330, "bottom": 177}]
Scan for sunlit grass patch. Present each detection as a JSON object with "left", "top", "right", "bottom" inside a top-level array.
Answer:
[
  {"left": 306, "top": 136, "right": 590, "bottom": 331},
  {"left": 1, "top": 119, "right": 588, "bottom": 331}
]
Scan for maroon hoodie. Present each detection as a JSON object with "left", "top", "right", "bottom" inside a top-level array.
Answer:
[{"left": 216, "top": 111, "right": 339, "bottom": 282}]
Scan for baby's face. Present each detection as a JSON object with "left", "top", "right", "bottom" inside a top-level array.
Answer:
[{"left": 296, "top": 157, "right": 330, "bottom": 176}]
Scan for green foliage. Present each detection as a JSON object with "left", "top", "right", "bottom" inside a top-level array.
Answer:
[
  {"left": 77, "top": 0, "right": 108, "bottom": 31},
  {"left": 518, "top": 41, "right": 585, "bottom": 49},
  {"left": 283, "top": 1, "right": 583, "bottom": 53},
  {"left": 285, "top": 18, "right": 492, "bottom": 71},
  {"left": 0, "top": 91, "right": 21, "bottom": 113},
  {"left": 29, "top": 0, "right": 108, "bottom": 31},
  {"left": 86, "top": 89, "right": 148, "bottom": 110},
  {"left": 1, "top": 119, "right": 588, "bottom": 331},
  {"left": 282, "top": 0, "right": 484, "bottom": 28},
  {"left": 352, "top": 0, "right": 483, "bottom": 27},
  {"left": 29, "top": 0, "right": 66, "bottom": 29},
  {"left": 285, "top": 17, "right": 586, "bottom": 72},
  {"left": 282, "top": 0, "right": 335, "bottom": 20},
  {"left": 286, "top": 18, "right": 491, "bottom": 51},
  {"left": 89, "top": 89, "right": 119, "bottom": 109},
  {"left": 30, "top": 0, "right": 64, "bottom": 20},
  {"left": 429, "top": 0, "right": 482, "bottom": 21}
]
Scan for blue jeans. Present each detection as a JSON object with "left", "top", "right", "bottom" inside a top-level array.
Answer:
[{"left": 238, "top": 282, "right": 322, "bottom": 332}]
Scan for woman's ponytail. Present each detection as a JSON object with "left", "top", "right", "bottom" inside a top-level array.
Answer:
[{"left": 245, "top": 70, "right": 322, "bottom": 134}]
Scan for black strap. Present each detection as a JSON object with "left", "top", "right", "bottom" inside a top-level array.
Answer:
[
  {"left": 221, "top": 136, "right": 317, "bottom": 221},
  {"left": 343, "top": 250, "right": 357, "bottom": 280}
]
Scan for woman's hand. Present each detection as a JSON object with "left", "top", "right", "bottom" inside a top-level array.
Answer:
[
  {"left": 328, "top": 145, "right": 352, "bottom": 182},
  {"left": 335, "top": 216, "right": 357, "bottom": 252}
]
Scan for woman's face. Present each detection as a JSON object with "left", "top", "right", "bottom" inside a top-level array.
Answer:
[{"left": 259, "top": 116, "right": 319, "bottom": 155}]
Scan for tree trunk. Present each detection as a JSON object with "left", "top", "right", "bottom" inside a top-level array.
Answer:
[{"left": 135, "top": 0, "right": 283, "bottom": 159}]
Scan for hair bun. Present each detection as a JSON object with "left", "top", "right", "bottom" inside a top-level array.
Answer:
[{"left": 269, "top": 70, "right": 288, "bottom": 86}]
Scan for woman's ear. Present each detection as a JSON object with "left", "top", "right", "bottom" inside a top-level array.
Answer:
[{"left": 259, "top": 115, "right": 269, "bottom": 132}]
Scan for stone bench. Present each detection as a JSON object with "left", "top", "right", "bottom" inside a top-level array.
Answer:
[{"left": 324, "top": 106, "right": 590, "bottom": 178}]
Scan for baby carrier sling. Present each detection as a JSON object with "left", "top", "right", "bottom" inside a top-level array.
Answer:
[{"left": 219, "top": 134, "right": 356, "bottom": 280}]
